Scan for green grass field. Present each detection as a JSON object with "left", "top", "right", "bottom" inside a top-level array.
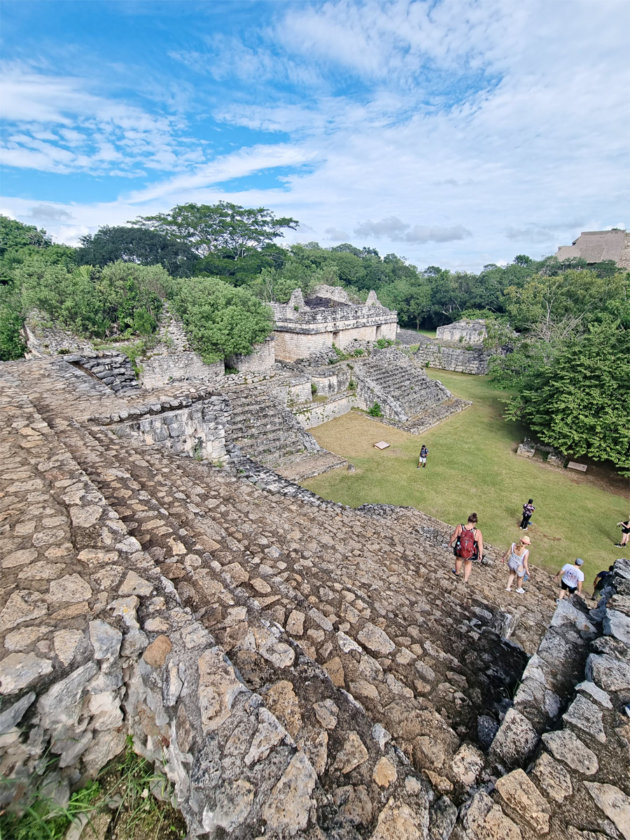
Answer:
[{"left": 303, "top": 370, "right": 630, "bottom": 590}]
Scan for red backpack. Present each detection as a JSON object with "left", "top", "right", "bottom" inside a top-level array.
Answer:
[{"left": 456, "top": 526, "right": 477, "bottom": 559}]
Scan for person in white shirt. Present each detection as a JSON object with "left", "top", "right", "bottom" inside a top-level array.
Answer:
[{"left": 555, "top": 558, "right": 585, "bottom": 600}]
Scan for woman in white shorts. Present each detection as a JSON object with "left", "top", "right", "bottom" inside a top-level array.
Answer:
[{"left": 502, "top": 535, "right": 531, "bottom": 593}]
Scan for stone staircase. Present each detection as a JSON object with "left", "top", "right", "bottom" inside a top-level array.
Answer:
[
  {"left": 32, "top": 392, "right": 556, "bottom": 795},
  {"left": 4, "top": 357, "right": 626, "bottom": 840},
  {"left": 354, "top": 349, "right": 456, "bottom": 423},
  {"left": 223, "top": 381, "right": 322, "bottom": 466}
]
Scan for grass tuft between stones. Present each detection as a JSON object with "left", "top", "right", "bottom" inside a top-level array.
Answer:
[{"left": 0, "top": 737, "right": 186, "bottom": 840}]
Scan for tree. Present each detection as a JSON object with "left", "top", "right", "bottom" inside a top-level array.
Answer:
[
  {"left": 170, "top": 276, "right": 273, "bottom": 362},
  {"left": 505, "top": 325, "right": 630, "bottom": 474},
  {"left": 131, "top": 202, "right": 298, "bottom": 261},
  {"left": 77, "top": 226, "right": 197, "bottom": 276},
  {"left": 0, "top": 216, "right": 50, "bottom": 257}
]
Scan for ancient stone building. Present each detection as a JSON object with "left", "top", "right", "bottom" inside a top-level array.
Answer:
[
  {"left": 271, "top": 285, "right": 398, "bottom": 362},
  {"left": 555, "top": 229, "right": 630, "bottom": 269},
  {"left": 1, "top": 355, "right": 629, "bottom": 840},
  {"left": 400, "top": 320, "right": 494, "bottom": 375}
]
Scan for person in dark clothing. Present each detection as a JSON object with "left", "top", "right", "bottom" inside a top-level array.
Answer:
[
  {"left": 520, "top": 499, "right": 535, "bottom": 530},
  {"left": 417, "top": 444, "right": 429, "bottom": 469},
  {"left": 615, "top": 514, "right": 630, "bottom": 548},
  {"left": 593, "top": 565, "right": 614, "bottom": 599}
]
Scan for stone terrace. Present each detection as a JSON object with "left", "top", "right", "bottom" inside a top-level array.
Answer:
[{"left": 1, "top": 356, "right": 629, "bottom": 840}]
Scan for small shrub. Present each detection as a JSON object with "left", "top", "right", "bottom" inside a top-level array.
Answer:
[
  {"left": 375, "top": 338, "right": 393, "bottom": 349},
  {"left": 225, "top": 366, "right": 238, "bottom": 375},
  {"left": 348, "top": 379, "right": 356, "bottom": 391},
  {"left": 311, "top": 383, "right": 318, "bottom": 396},
  {"left": 368, "top": 402, "right": 383, "bottom": 417},
  {"left": 352, "top": 348, "right": 364, "bottom": 356}
]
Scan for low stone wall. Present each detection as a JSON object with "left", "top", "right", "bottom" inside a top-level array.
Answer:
[
  {"left": 413, "top": 340, "right": 492, "bottom": 375},
  {"left": 107, "top": 395, "right": 228, "bottom": 462},
  {"left": 24, "top": 316, "right": 96, "bottom": 357},
  {"left": 294, "top": 394, "right": 355, "bottom": 429},
  {"left": 141, "top": 352, "right": 224, "bottom": 389},
  {"left": 436, "top": 320, "right": 487, "bottom": 345}
]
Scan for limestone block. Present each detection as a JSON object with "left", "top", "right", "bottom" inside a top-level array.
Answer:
[
  {"left": 451, "top": 743, "right": 484, "bottom": 787},
  {"left": 143, "top": 634, "right": 172, "bottom": 668},
  {"left": 119, "top": 571, "right": 154, "bottom": 597},
  {"left": 37, "top": 662, "right": 98, "bottom": 729},
  {"left": 490, "top": 707, "right": 539, "bottom": 766},
  {"left": 357, "top": 622, "right": 396, "bottom": 655},
  {"left": 584, "top": 783, "right": 630, "bottom": 840},
  {"left": 541, "top": 730, "right": 599, "bottom": 775},
  {"left": 53, "top": 629, "right": 86, "bottom": 665},
  {"left": 313, "top": 699, "right": 338, "bottom": 730},
  {"left": 0, "top": 692, "right": 36, "bottom": 735},
  {"left": 332, "top": 731, "right": 369, "bottom": 773},
  {"left": 463, "top": 791, "right": 522, "bottom": 840},
  {"left": 197, "top": 647, "right": 246, "bottom": 733},
  {"left": 203, "top": 779, "right": 256, "bottom": 833},
  {"left": 371, "top": 798, "right": 426, "bottom": 840},
  {"left": 286, "top": 610, "right": 305, "bottom": 636},
  {"left": 48, "top": 573, "right": 92, "bottom": 604},
  {"left": 333, "top": 785, "right": 373, "bottom": 826},
  {"left": 373, "top": 756, "right": 397, "bottom": 787},
  {"left": 264, "top": 680, "right": 302, "bottom": 738},
  {"left": 245, "top": 707, "right": 286, "bottom": 766},
  {"left": 495, "top": 769, "right": 550, "bottom": 834},
  {"left": 0, "top": 652, "right": 53, "bottom": 694},
  {"left": 587, "top": 653, "right": 630, "bottom": 692},
  {"left": 89, "top": 620, "right": 123, "bottom": 660},
  {"left": 0, "top": 589, "right": 48, "bottom": 632},
  {"left": 604, "top": 608, "right": 630, "bottom": 646},
  {"left": 261, "top": 751, "right": 318, "bottom": 835},
  {"left": 532, "top": 751, "right": 573, "bottom": 803},
  {"left": 563, "top": 694, "right": 606, "bottom": 742}
]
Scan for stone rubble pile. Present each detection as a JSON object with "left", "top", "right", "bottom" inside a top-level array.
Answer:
[{"left": 1, "top": 356, "right": 628, "bottom": 840}]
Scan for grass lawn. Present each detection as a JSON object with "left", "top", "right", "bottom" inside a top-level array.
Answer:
[{"left": 303, "top": 370, "right": 630, "bottom": 589}]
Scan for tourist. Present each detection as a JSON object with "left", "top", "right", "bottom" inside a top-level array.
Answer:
[
  {"left": 503, "top": 535, "right": 531, "bottom": 593},
  {"left": 520, "top": 499, "right": 535, "bottom": 530},
  {"left": 555, "top": 558, "right": 585, "bottom": 600},
  {"left": 449, "top": 513, "right": 483, "bottom": 583},
  {"left": 418, "top": 444, "right": 429, "bottom": 469},
  {"left": 615, "top": 514, "right": 630, "bottom": 548},
  {"left": 593, "top": 565, "right": 614, "bottom": 599}
]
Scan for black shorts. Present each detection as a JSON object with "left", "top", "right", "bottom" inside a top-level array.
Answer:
[{"left": 561, "top": 580, "right": 577, "bottom": 594}]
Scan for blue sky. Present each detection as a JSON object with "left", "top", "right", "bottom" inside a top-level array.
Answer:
[{"left": 1, "top": 0, "right": 629, "bottom": 271}]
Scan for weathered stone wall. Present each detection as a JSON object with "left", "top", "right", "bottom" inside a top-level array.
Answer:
[
  {"left": 274, "top": 322, "right": 397, "bottom": 362},
  {"left": 294, "top": 394, "right": 355, "bottom": 429},
  {"left": 436, "top": 319, "right": 487, "bottom": 345},
  {"left": 24, "top": 313, "right": 96, "bottom": 357},
  {"left": 103, "top": 394, "right": 228, "bottom": 462},
  {"left": 413, "top": 340, "right": 492, "bottom": 375},
  {"left": 226, "top": 337, "right": 275, "bottom": 374}
]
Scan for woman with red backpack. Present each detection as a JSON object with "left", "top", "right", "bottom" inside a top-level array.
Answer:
[{"left": 449, "top": 513, "right": 484, "bottom": 583}]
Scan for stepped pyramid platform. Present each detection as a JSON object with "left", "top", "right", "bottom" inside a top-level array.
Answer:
[
  {"left": 1, "top": 356, "right": 629, "bottom": 840},
  {"left": 353, "top": 347, "right": 471, "bottom": 428}
]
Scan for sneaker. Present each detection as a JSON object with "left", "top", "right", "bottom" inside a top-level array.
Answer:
[
  {"left": 505, "top": 587, "right": 512, "bottom": 591},
  {"left": 516, "top": 587, "right": 525, "bottom": 594},
  {"left": 451, "top": 568, "right": 459, "bottom": 576}
]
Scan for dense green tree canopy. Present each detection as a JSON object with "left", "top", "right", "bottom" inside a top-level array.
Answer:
[
  {"left": 77, "top": 226, "right": 197, "bottom": 277},
  {"left": 170, "top": 277, "right": 274, "bottom": 363},
  {"left": 504, "top": 325, "right": 630, "bottom": 474},
  {"left": 132, "top": 202, "right": 298, "bottom": 260}
]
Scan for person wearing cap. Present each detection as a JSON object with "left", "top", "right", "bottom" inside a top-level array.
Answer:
[
  {"left": 502, "top": 535, "right": 531, "bottom": 593},
  {"left": 555, "top": 558, "right": 585, "bottom": 599}
]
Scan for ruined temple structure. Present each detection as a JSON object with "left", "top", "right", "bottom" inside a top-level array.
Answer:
[
  {"left": 271, "top": 285, "right": 398, "bottom": 362},
  {"left": 555, "top": 229, "right": 630, "bottom": 269},
  {"left": 2, "top": 352, "right": 630, "bottom": 840},
  {"left": 402, "top": 320, "right": 494, "bottom": 375}
]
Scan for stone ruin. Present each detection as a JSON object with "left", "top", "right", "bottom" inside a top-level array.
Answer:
[
  {"left": 555, "top": 229, "right": 630, "bottom": 269},
  {"left": 271, "top": 286, "right": 398, "bottom": 362},
  {"left": 402, "top": 320, "right": 494, "bottom": 376},
  {"left": 1, "top": 314, "right": 630, "bottom": 839}
]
